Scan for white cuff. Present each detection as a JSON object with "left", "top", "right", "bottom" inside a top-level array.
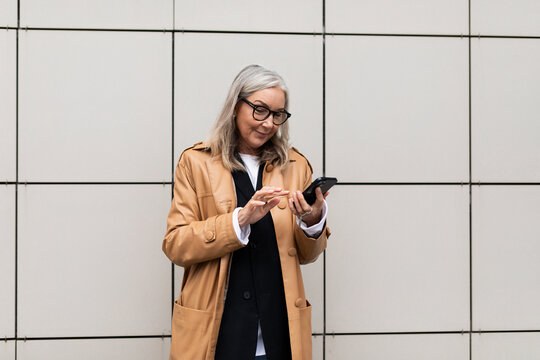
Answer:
[
  {"left": 233, "top": 207, "right": 251, "bottom": 245},
  {"left": 297, "top": 200, "right": 328, "bottom": 238}
]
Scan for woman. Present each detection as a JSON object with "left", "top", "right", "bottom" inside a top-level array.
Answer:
[{"left": 163, "top": 64, "right": 331, "bottom": 360}]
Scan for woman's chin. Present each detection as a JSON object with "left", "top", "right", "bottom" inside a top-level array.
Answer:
[{"left": 249, "top": 139, "right": 266, "bottom": 150}]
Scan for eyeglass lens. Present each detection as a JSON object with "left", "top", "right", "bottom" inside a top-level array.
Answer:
[{"left": 253, "top": 106, "right": 287, "bottom": 124}]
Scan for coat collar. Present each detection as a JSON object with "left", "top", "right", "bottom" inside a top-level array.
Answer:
[{"left": 196, "top": 141, "right": 294, "bottom": 216}]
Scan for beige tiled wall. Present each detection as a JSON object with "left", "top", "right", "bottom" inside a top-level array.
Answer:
[{"left": 2, "top": 0, "right": 540, "bottom": 359}]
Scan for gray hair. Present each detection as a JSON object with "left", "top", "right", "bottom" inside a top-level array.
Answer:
[{"left": 208, "top": 64, "right": 291, "bottom": 172}]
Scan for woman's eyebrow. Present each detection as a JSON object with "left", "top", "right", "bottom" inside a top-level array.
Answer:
[{"left": 253, "top": 100, "right": 286, "bottom": 111}]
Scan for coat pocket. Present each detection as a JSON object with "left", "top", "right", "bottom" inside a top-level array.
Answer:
[
  {"left": 298, "top": 300, "right": 313, "bottom": 360},
  {"left": 170, "top": 300, "right": 213, "bottom": 360}
]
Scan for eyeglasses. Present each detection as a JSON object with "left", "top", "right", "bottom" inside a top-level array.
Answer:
[{"left": 240, "top": 98, "right": 291, "bottom": 125}]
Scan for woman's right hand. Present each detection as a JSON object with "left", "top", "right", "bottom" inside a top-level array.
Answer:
[{"left": 238, "top": 186, "right": 289, "bottom": 227}]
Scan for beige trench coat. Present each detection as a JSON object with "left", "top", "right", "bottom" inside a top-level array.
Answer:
[{"left": 162, "top": 142, "right": 330, "bottom": 360}]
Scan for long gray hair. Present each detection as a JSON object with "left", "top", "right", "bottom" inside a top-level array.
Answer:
[{"left": 208, "top": 64, "right": 291, "bottom": 172}]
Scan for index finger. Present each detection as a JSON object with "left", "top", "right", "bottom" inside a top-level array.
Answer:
[
  {"left": 261, "top": 186, "right": 285, "bottom": 192},
  {"left": 266, "top": 190, "right": 290, "bottom": 199}
]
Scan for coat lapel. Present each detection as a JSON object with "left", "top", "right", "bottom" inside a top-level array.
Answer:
[
  {"left": 264, "top": 162, "right": 293, "bottom": 250},
  {"left": 205, "top": 156, "right": 237, "bottom": 214}
]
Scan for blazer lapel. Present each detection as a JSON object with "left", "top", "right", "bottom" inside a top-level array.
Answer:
[{"left": 231, "top": 155, "right": 256, "bottom": 202}]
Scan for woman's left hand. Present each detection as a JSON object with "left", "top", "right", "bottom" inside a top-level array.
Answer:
[{"left": 289, "top": 187, "right": 329, "bottom": 227}]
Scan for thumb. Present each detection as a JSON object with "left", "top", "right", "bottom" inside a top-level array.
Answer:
[{"left": 263, "top": 197, "right": 280, "bottom": 210}]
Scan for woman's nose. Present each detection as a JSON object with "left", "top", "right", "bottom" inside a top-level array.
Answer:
[{"left": 261, "top": 114, "right": 275, "bottom": 128}]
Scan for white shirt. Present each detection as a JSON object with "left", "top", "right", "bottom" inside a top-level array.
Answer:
[{"left": 231, "top": 153, "right": 328, "bottom": 356}]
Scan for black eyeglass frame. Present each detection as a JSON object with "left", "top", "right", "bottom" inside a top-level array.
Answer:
[{"left": 240, "top": 98, "right": 292, "bottom": 125}]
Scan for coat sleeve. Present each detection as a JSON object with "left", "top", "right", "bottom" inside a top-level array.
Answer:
[
  {"left": 293, "top": 157, "right": 331, "bottom": 265},
  {"left": 162, "top": 153, "right": 244, "bottom": 268}
]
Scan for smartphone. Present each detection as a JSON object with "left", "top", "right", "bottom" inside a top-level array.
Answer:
[{"left": 302, "top": 177, "right": 338, "bottom": 205}]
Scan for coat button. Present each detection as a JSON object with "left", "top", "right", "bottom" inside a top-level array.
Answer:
[
  {"left": 243, "top": 291, "right": 251, "bottom": 300},
  {"left": 266, "top": 164, "right": 274, "bottom": 172},
  {"left": 295, "top": 298, "right": 304, "bottom": 307},
  {"left": 278, "top": 198, "right": 287, "bottom": 209},
  {"left": 205, "top": 231, "right": 214, "bottom": 241},
  {"left": 288, "top": 248, "right": 297, "bottom": 257},
  {"left": 250, "top": 242, "right": 257, "bottom": 249}
]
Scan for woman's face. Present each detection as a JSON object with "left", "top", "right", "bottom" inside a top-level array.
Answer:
[{"left": 235, "top": 87, "right": 285, "bottom": 155}]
